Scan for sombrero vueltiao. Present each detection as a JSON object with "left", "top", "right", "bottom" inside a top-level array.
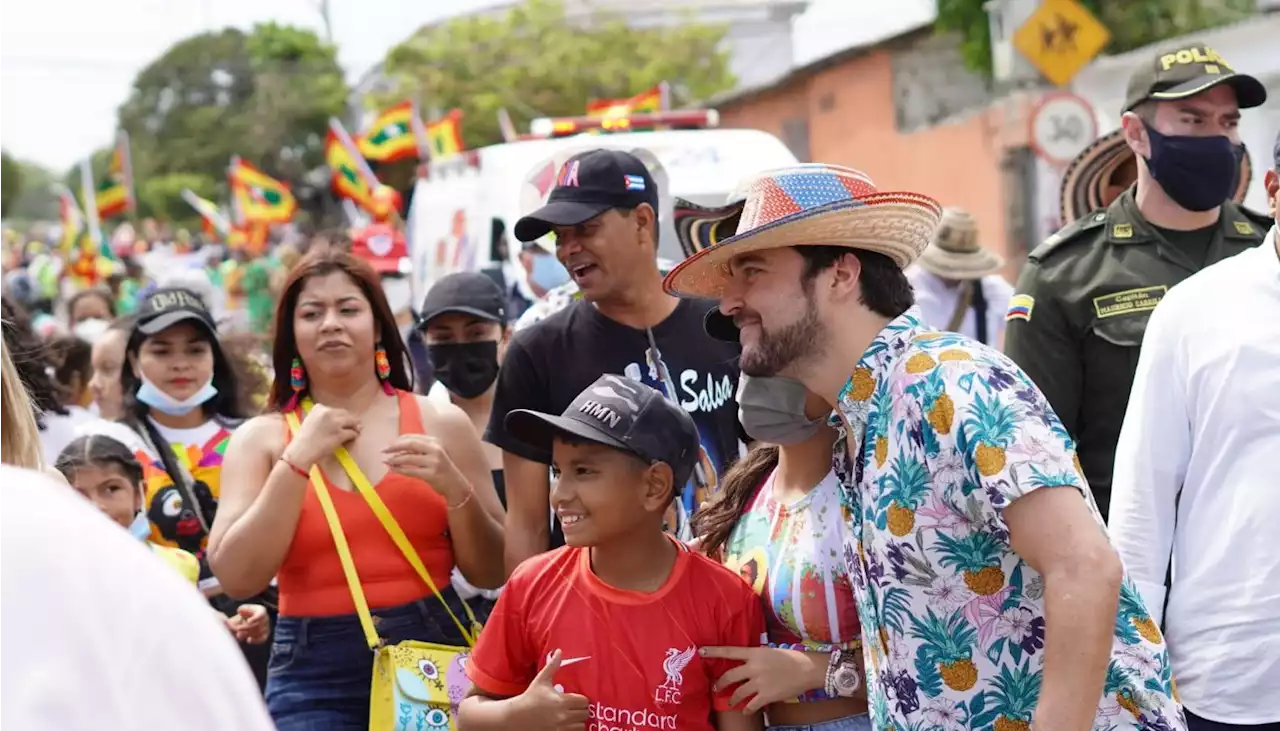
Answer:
[
  {"left": 663, "top": 164, "right": 942, "bottom": 299},
  {"left": 1059, "top": 128, "right": 1253, "bottom": 224},
  {"left": 916, "top": 207, "right": 1004, "bottom": 280},
  {"left": 673, "top": 198, "right": 746, "bottom": 259}
]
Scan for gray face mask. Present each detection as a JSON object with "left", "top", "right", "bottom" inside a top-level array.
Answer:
[{"left": 737, "top": 374, "right": 823, "bottom": 445}]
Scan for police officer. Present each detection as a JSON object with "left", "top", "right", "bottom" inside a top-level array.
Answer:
[{"left": 1004, "top": 42, "right": 1272, "bottom": 521}]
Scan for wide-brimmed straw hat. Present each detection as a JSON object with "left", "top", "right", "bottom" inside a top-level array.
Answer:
[
  {"left": 1059, "top": 128, "right": 1253, "bottom": 223},
  {"left": 673, "top": 198, "right": 746, "bottom": 259},
  {"left": 916, "top": 207, "right": 1003, "bottom": 280},
  {"left": 663, "top": 164, "right": 942, "bottom": 299}
]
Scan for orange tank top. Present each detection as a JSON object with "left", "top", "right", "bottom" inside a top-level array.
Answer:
[{"left": 277, "top": 390, "right": 455, "bottom": 617}]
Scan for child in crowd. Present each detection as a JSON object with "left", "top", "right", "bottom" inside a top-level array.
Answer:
[
  {"left": 459, "top": 374, "right": 766, "bottom": 731},
  {"left": 54, "top": 434, "right": 270, "bottom": 645}
]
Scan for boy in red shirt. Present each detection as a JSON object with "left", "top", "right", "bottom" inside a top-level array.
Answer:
[{"left": 460, "top": 374, "right": 766, "bottom": 731}]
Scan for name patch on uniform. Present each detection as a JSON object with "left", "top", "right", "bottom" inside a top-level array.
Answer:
[
  {"left": 1092, "top": 286, "right": 1167, "bottom": 319},
  {"left": 1006, "top": 294, "right": 1035, "bottom": 322}
]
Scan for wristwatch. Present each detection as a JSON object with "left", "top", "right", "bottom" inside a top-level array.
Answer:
[{"left": 824, "top": 647, "right": 862, "bottom": 697}]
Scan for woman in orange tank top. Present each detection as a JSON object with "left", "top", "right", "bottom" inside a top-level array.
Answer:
[{"left": 208, "top": 249, "right": 505, "bottom": 731}]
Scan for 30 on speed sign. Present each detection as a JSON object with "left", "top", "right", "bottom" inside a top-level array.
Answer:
[{"left": 1029, "top": 92, "right": 1097, "bottom": 166}]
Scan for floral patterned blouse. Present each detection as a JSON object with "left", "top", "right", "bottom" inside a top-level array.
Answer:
[{"left": 831, "top": 308, "right": 1184, "bottom": 730}]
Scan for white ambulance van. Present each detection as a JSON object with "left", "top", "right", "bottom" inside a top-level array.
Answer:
[{"left": 405, "top": 111, "right": 799, "bottom": 302}]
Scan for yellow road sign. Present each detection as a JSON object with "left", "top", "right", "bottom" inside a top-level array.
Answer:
[{"left": 1013, "top": 0, "right": 1111, "bottom": 87}]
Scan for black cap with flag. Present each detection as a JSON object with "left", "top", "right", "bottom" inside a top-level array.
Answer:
[
  {"left": 504, "top": 374, "right": 700, "bottom": 490},
  {"left": 1123, "top": 42, "right": 1266, "bottom": 113},
  {"left": 513, "top": 149, "right": 660, "bottom": 243}
]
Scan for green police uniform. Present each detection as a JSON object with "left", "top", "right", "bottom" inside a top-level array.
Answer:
[
  {"left": 1006, "top": 193, "right": 1270, "bottom": 519},
  {"left": 1003, "top": 40, "right": 1269, "bottom": 520}
]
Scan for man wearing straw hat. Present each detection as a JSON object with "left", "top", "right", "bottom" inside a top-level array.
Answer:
[
  {"left": 906, "top": 207, "right": 1014, "bottom": 346},
  {"left": 1003, "top": 42, "right": 1271, "bottom": 521},
  {"left": 665, "top": 163, "right": 1183, "bottom": 730}
]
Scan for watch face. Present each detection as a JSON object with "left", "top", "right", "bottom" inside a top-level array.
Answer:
[{"left": 834, "top": 665, "right": 861, "bottom": 693}]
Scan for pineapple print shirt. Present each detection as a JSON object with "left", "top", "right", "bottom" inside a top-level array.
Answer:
[{"left": 832, "top": 308, "right": 1184, "bottom": 731}]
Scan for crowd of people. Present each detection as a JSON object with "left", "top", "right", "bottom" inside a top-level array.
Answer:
[{"left": 1, "top": 41, "right": 1277, "bottom": 731}]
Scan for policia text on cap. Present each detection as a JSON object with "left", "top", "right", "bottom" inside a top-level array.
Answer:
[{"left": 1002, "top": 43, "right": 1272, "bottom": 522}]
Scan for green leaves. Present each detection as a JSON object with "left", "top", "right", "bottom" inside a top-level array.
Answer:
[{"left": 378, "top": 0, "right": 736, "bottom": 149}]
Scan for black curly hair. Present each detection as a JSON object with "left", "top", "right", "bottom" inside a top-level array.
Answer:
[{"left": 1, "top": 295, "right": 69, "bottom": 426}]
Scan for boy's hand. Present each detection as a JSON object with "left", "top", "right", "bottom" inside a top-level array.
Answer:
[
  {"left": 511, "top": 649, "right": 589, "bottom": 730},
  {"left": 701, "top": 646, "right": 826, "bottom": 712}
]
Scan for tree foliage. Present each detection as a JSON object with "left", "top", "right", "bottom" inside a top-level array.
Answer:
[
  {"left": 378, "top": 0, "right": 736, "bottom": 149},
  {"left": 936, "top": 0, "right": 1258, "bottom": 79},
  {"left": 6, "top": 157, "right": 61, "bottom": 223},
  {"left": 138, "top": 172, "right": 221, "bottom": 226},
  {"left": 116, "top": 22, "right": 348, "bottom": 212},
  {"left": 1, "top": 151, "right": 22, "bottom": 218}
]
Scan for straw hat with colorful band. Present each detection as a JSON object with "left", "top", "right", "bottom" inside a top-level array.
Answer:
[
  {"left": 1059, "top": 128, "right": 1253, "bottom": 224},
  {"left": 916, "top": 207, "right": 1003, "bottom": 280},
  {"left": 672, "top": 198, "right": 746, "bottom": 259},
  {"left": 663, "top": 164, "right": 942, "bottom": 299}
]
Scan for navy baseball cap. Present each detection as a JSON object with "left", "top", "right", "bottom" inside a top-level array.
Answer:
[
  {"left": 505, "top": 374, "right": 700, "bottom": 490},
  {"left": 419, "top": 271, "right": 507, "bottom": 326},
  {"left": 704, "top": 307, "right": 739, "bottom": 343},
  {"left": 513, "top": 149, "right": 660, "bottom": 243}
]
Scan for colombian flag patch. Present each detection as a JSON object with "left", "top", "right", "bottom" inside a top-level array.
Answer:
[{"left": 1006, "top": 294, "right": 1035, "bottom": 322}]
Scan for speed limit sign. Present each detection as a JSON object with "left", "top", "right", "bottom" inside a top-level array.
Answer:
[{"left": 1029, "top": 92, "right": 1098, "bottom": 167}]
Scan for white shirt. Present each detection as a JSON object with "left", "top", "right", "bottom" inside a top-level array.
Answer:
[
  {"left": 0, "top": 466, "right": 275, "bottom": 731},
  {"left": 39, "top": 407, "right": 105, "bottom": 467},
  {"left": 905, "top": 267, "right": 1014, "bottom": 346},
  {"left": 1110, "top": 228, "right": 1280, "bottom": 724}
]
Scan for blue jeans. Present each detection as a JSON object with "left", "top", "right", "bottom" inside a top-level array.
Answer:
[
  {"left": 769, "top": 714, "right": 873, "bottom": 731},
  {"left": 265, "top": 592, "right": 475, "bottom": 731}
]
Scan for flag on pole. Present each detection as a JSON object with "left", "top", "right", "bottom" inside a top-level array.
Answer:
[
  {"left": 227, "top": 158, "right": 296, "bottom": 224},
  {"left": 95, "top": 131, "right": 134, "bottom": 220},
  {"left": 326, "top": 127, "right": 377, "bottom": 211},
  {"left": 181, "top": 189, "right": 231, "bottom": 236},
  {"left": 425, "top": 109, "right": 465, "bottom": 158},
  {"left": 586, "top": 84, "right": 666, "bottom": 118},
  {"left": 496, "top": 108, "right": 518, "bottom": 143},
  {"left": 357, "top": 101, "right": 420, "bottom": 162},
  {"left": 53, "top": 184, "right": 84, "bottom": 254}
]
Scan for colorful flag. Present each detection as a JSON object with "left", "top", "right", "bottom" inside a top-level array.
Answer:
[
  {"left": 95, "top": 132, "right": 134, "bottom": 220},
  {"left": 181, "top": 189, "right": 230, "bottom": 237},
  {"left": 425, "top": 109, "right": 465, "bottom": 159},
  {"left": 326, "top": 130, "right": 376, "bottom": 211},
  {"left": 227, "top": 222, "right": 270, "bottom": 254},
  {"left": 54, "top": 185, "right": 84, "bottom": 254},
  {"left": 227, "top": 158, "right": 296, "bottom": 224},
  {"left": 586, "top": 84, "right": 666, "bottom": 119},
  {"left": 358, "top": 101, "right": 420, "bottom": 163}
]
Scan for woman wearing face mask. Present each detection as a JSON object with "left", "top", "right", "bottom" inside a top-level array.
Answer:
[
  {"left": 209, "top": 249, "right": 505, "bottom": 730},
  {"left": 83, "top": 286, "right": 275, "bottom": 686},
  {"left": 694, "top": 373, "right": 870, "bottom": 730}
]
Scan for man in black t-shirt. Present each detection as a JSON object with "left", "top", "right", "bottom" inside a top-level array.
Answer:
[{"left": 486, "top": 149, "right": 742, "bottom": 574}]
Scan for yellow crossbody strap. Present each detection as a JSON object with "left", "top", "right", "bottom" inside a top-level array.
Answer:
[
  {"left": 284, "top": 410, "right": 382, "bottom": 651},
  {"left": 300, "top": 398, "right": 478, "bottom": 647}
]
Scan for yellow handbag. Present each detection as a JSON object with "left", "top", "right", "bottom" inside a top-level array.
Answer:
[{"left": 286, "top": 408, "right": 481, "bottom": 731}]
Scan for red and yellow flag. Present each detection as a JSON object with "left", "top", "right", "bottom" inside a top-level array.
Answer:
[
  {"left": 426, "top": 109, "right": 465, "bottom": 159},
  {"left": 326, "top": 130, "right": 376, "bottom": 211},
  {"left": 228, "top": 159, "right": 296, "bottom": 224},
  {"left": 587, "top": 84, "right": 665, "bottom": 119},
  {"left": 227, "top": 222, "right": 270, "bottom": 254},
  {"left": 95, "top": 133, "right": 134, "bottom": 220},
  {"left": 357, "top": 101, "right": 420, "bottom": 163}
]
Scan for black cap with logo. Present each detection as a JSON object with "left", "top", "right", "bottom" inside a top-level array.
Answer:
[
  {"left": 513, "top": 149, "right": 660, "bottom": 243},
  {"left": 1123, "top": 41, "right": 1267, "bottom": 113},
  {"left": 505, "top": 374, "right": 700, "bottom": 490},
  {"left": 135, "top": 287, "right": 217, "bottom": 336},
  {"left": 418, "top": 271, "right": 507, "bottom": 326}
]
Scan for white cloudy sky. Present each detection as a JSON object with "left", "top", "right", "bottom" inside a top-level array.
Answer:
[{"left": 0, "top": 0, "right": 934, "bottom": 172}]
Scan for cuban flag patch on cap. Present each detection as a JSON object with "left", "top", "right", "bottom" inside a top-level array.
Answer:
[{"left": 624, "top": 174, "right": 646, "bottom": 191}]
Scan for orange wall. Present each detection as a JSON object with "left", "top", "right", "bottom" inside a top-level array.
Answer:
[{"left": 720, "top": 48, "right": 1026, "bottom": 277}]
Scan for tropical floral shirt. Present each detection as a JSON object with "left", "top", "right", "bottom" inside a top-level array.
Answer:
[{"left": 831, "top": 308, "right": 1184, "bottom": 731}]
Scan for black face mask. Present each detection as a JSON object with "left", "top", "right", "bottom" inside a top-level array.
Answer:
[
  {"left": 428, "top": 341, "right": 500, "bottom": 400},
  {"left": 1143, "top": 126, "right": 1242, "bottom": 212}
]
